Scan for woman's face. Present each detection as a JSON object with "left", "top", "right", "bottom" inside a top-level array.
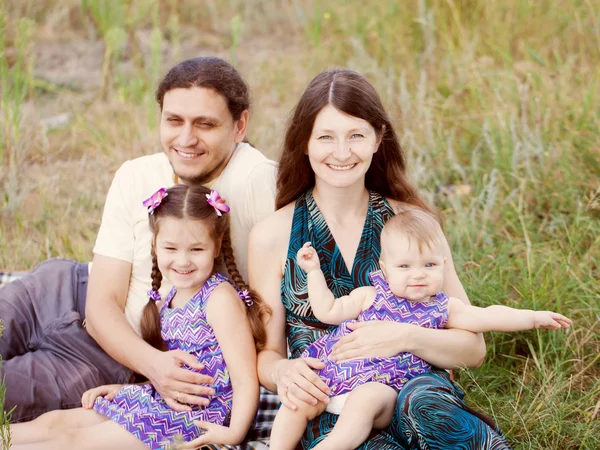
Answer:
[{"left": 307, "top": 104, "right": 380, "bottom": 190}]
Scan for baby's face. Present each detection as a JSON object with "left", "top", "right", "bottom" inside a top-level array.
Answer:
[{"left": 380, "top": 234, "right": 446, "bottom": 302}]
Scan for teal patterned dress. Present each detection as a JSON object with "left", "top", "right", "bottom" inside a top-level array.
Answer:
[{"left": 281, "top": 189, "right": 511, "bottom": 449}]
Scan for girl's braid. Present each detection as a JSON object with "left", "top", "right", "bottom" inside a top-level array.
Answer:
[
  {"left": 220, "top": 232, "right": 270, "bottom": 350},
  {"left": 150, "top": 247, "right": 163, "bottom": 293},
  {"left": 140, "top": 247, "right": 164, "bottom": 350}
]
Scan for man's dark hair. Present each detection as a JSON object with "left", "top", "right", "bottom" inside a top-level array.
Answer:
[{"left": 156, "top": 56, "right": 250, "bottom": 120}]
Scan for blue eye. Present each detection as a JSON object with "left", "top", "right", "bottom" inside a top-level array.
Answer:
[
  {"left": 350, "top": 133, "right": 364, "bottom": 139},
  {"left": 425, "top": 263, "right": 436, "bottom": 267},
  {"left": 318, "top": 135, "right": 333, "bottom": 140},
  {"left": 399, "top": 264, "right": 409, "bottom": 269}
]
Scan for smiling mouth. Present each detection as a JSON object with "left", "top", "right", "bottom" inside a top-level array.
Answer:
[
  {"left": 173, "top": 148, "right": 204, "bottom": 160},
  {"left": 173, "top": 269, "right": 195, "bottom": 275},
  {"left": 327, "top": 163, "right": 356, "bottom": 171}
]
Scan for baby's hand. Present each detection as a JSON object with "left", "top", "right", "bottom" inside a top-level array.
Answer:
[
  {"left": 81, "top": 384, "right": 124, "bottom": 409},
  {"left": 533, "top": 311, "right": 572, "bottom": 330},
  {"left": 296, "top": 242, "right": 321, "bottom": 273}
]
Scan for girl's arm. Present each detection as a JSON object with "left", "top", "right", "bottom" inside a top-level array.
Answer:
[
  {"left": 197, "top": 283, "right": 259, "bottom": 445},
  {"left": 446, "top": 297, "right": 572, "bottom": 332},
  {"left": 250, "top": 210, "right": 331, "bottom": 410}
]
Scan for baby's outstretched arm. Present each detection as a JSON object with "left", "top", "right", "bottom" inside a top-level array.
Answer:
[
  {"left": 297, "top": 242, "right": 374, "bottom": 325},
  {"left": 446, "top": 298, "right": 572, "bottom": 333}
]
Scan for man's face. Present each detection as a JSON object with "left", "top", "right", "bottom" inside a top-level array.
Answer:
[{"left": 159, "top": 87, "right": 248, "bottom": 185}]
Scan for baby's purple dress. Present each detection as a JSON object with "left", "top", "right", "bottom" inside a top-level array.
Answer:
[
  {"left": 302, "top": 270, "right": 449, "bottom": 396},
  {"left": 94, "top": 273, "right": 236, "bottom": 449}
]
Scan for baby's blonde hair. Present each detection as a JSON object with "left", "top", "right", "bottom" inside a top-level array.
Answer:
[{"left": 381, "top": 208, "right": 444, "bottom": 254}]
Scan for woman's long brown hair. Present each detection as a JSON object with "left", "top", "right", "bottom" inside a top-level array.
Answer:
[
  {"left": 140, "top": 185, "right": 270, "bottom": 351},
  {"left": 276, "top": 69, "right": 431, "bottom": 213}
]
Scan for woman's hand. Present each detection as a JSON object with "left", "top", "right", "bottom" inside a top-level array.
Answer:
[
  {"left": 81, "top": 384, "right": 124, "bottom": 409},
  {"left": 331, "top": 321, "right": 409, "bottom": 361},
  {"left": 272, "top": 357, "right": 331, "bottom": 410}
]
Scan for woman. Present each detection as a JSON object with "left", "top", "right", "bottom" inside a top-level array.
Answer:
[{"left": 249, "top": 69, "right": 511, "bottom": 449}]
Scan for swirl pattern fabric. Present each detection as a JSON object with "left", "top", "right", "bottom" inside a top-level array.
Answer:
[
  {"left": 94, "top": 273, "right": 235, "bottom": 449},
  {"left": 282, "top": 189, "right": 394, "bottom": 359},
  {"left": 282, "top": 190, "right": 511, "bottom": 449},
  {"left": 302, "top": 271, "right": 449, "bottom": 396}
]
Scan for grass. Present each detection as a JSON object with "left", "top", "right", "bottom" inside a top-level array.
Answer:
[
  {"left": 0, "top": 0, "right": 598, "bottom": 448},
  {"left": 0, "top": 321, "right": 13, "bottom": 449}
]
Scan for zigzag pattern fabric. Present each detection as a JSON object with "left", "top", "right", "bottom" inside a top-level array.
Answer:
[
  {"left": 302, "top": 270, "right": 449, "bottom": 396},
  {"left": 282, "top": 189, "right": 395, "bottom": 360},
  {"left": 94, "top": 273, "right": 235, "bottom": 450}
]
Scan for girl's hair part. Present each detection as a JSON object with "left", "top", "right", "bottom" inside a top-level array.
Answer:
[
  {"left": 276, "top": 69, "right": 432, "bottom": 214},
  {"left": 141, "top": 185, "right": 270, "bottom": 350}
]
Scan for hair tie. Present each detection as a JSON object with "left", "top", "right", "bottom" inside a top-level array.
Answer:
[
  {"left": 205, "top": 189, "right": 230, "bottom": 216},
  {"left": 143, "top": 188, "right": 168, "bottom": 214},
  {"left": 239, "top": 289, "right": 253, "bottom": 307},
  {"left": 147, "top": 289, "right": 162, "bottom": 302}
]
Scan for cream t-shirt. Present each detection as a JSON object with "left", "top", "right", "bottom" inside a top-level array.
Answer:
[{"left": 92, "top": 143, "right": 277, "bottom": 333}]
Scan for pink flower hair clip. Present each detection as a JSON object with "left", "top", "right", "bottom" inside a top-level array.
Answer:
[
  {"left": 143, "top": 188, "right": 168, "bottom": 214},
  {"left": 147, "top": 289, "right": 161, "bottom": 302},
  {"left": 239, "top": 289, "right": 253, "bottom": 307},
  {"left": 206, "top": 189, "right": 230, "bottom": 216}
]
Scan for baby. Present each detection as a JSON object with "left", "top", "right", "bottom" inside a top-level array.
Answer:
[{"left": 269, "top": 208, "right": 571, "bottom": 450}]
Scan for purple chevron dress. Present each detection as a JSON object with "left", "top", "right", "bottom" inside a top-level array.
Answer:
[
  {"left": 93, "top": 273, "right": 236, "bottom": 450},
  {"left": 301, "top": 270, "right": 449, "bottom": 397}
]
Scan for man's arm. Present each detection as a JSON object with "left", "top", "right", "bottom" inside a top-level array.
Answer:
[{"left": 85, "top": 254, "right": 152, "bottom": 374}]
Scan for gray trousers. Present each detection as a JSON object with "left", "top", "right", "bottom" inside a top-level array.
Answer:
[{"left": 0, "top": 258, "right": 132, "bottom": 422}]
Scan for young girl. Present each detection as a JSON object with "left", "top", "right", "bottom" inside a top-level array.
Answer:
[
  {"left": 10, "top": 185, "right": 270, "bottom": 450},
  {"left": 270, "top": 208, "right": 571, "bottom": 450}
]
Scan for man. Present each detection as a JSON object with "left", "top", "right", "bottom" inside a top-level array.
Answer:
[{"left": 0, "top": 57, "right": 277, "bottom": 432}]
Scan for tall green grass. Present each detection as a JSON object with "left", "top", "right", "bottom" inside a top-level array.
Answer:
[{"left": 1, "top": 0, "right": 598, "bottom": 447}]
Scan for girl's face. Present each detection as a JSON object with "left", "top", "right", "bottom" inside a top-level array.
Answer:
[
  {"left": 307, "top": 104, "right": 380, "bottom": 190},
  {"left": 379, "top": 232, "right": 446, "bottom": 302},
  {"left": 155, "top": 217, "right": 220, "bottom": 298}
]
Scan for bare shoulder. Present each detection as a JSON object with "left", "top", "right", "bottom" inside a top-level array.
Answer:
[
  {"left": 250, "top": 202, "right": 295, "bottom": 248},
  {"left": 205, "top": 281, "right": 246, "bottom": 319}
]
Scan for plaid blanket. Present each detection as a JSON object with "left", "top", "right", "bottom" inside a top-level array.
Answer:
[{"left": 0, "top": 271, "right": 277, "bottom": 449}]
